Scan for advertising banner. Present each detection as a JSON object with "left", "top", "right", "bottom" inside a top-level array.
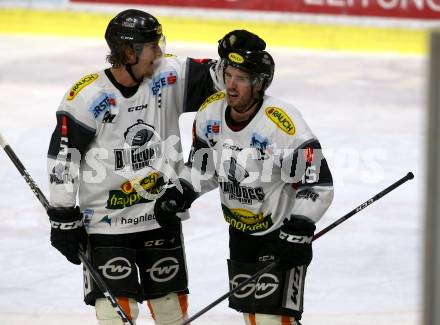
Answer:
[{"left": 71, "top": 0, "right": 440, "bottom": 19}]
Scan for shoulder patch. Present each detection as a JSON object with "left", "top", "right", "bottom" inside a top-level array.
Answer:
[
  {"left": 199, "top": 92, "right": 225, "bottom": 112},
  {"left": 67, "top": 74, "right": 99, "bottom": 101},
  {"left": 265, "top": 107, "right": 296, "bottom": 135}
]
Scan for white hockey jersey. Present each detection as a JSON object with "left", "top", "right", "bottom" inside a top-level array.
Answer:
[
  {"left": 48, "top": 55, "right": 218, "bottom": 235},
  {"left": 181, "top": 91, "right": 334, "bottom": 236}
]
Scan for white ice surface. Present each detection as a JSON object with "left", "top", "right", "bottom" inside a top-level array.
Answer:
[{"left": 0, "top": 35, "right": 425, "bottom": 324}]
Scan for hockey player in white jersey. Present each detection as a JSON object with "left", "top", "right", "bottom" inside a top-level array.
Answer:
[
  {"left": 46, "top": 9, "right": 267, "bottom": 325},
  {"left": 155, "top": 32, "right": 334, "bottom": 324}
]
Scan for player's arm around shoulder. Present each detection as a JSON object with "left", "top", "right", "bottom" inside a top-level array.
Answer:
[{"left": 174, "top": 54, "right": 222, "bottom": 113}]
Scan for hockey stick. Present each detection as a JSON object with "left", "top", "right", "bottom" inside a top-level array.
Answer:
[
  {"left": 181, "top": 171, "right": 415, "bottom": 325},
  {"left": 0, "top": 132, "right": 134, "bottom": 325}
]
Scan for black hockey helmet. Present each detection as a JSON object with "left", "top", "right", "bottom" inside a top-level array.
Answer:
[
  {"left": 105, "top": 9, "right": 163, "bottom": 53},
  {"left": 224, "top": 49, "right": 275, "bottom": 91}
]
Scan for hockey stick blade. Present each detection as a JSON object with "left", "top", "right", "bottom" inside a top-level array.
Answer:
[
  {"left": 181, "top": 172, "right": 414, "bottom": 325},
  {"left": 0, "top": 131, "right": 133, "bottom": 325}
]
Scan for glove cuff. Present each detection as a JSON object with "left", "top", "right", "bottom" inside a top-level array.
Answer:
[
  {"left": 47, "top": 206, "right": 83, "bottom": 229},
  {"left": 279, "top": 229, "right": 313, "bottom": 244}
]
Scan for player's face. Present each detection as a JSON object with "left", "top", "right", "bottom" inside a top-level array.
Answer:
[
  {"left": 225, "top": 66, "right": 254, "bottom": 112},
  {"left": 134, "top": 37, "right": 164, "bottom": 78}
]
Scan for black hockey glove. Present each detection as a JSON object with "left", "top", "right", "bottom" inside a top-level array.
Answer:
[
  {"left": 154, "top": 179, "right": 198, "bottom": 230},
  {"left": 277, "top": 215, "right": 316, "bottom": 271},
  {"left": 47, "top": 206, "right": 87, "bottom": 265},
  {"left": 218, "top": 29, "right": 266, "bottom": 59}
]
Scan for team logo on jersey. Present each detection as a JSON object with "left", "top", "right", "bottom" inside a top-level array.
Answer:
[
  {"left": 228, "top": 52, "right": 244, "bottom": 64},
  {"left": 49, "top": 163, "right": 74, "bottom": 185},
  {"left": 99, "top": 215, "right": 112, "bottom": 226},
  {"left": 296, "top": 189, "right": 319, "bottom": 202},
  {"left": 250, "top": 133, "right": 271, "bottom": 160},
  {"left": 102, "top": 111, "right": 117, "bottom": 123},
  {"left": 120, "top": 172, "right": 165, "bottom": 196},
  {"left": 82, "top": 208, "right": 94, "bottom": 229},
  {"left": 67, "top": 74, "right": 98, "bottom": 101},
  {"left": 89, "top": 93, "right": 116, "bottom": 118},
  {"left": 220, "top": 157, "right": 265, "bottom": 205},
  {"left": 205, "top": 120, "right": 220, "bottom": 135},
  {"left": 265, "top": 107, "right": 295, "bottom": 135},
  {"left": 106, "top": 172, "right": 166, "bottom": 210},
  {"left": 219, "top": 181, "right": 265, "bottom": 205},
  {"left": 205, "top": 120, "right": 221, "bottom": 146},
  {"left": 222, "top": 205, "right": 273, "bottom": 233},
  {"left": 114, "top": 120, "right": 161, "bottom": 171},
  {"left": 199, "top": 91, "right": 225, "bottom": 111},
  {"left": 151, "top": 70, "right": 177, "bottom": 95},
  {"left": 224, "top": 157, "right": 249, "bottom": 183},
  {"left": 106, "top": 190, "right": 152, "bottom": 210}
]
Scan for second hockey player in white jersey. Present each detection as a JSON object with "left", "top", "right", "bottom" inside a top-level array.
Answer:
[{"left": 155, "top": 32, "right": 334, "bottom": 324}]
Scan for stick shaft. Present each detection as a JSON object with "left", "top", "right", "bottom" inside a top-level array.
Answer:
[{"left": 2, "top": 143, "right": 50, "bottom": 210}]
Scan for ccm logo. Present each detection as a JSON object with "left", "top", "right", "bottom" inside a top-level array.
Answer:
[
  {"left": 146, "top": 257, "right": 179, "bottom": 282},
  {"left": 128, "top": 104, "right": 148, "bottom": 112},
  {"left": 50, "top": 220, "right": 81, "bottom": 230},
  {"left": 98, "top": 257, "right": 132, "bottom": 280},
  {"left": 144, "top": 239, "right": 165, "bottom": 247},
  {"left": 279, "top": 230, "right": 312, "bottom": 244}
]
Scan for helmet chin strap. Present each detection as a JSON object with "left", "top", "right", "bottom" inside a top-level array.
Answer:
[
  {"left": 125, "top": 46, "right": 143, "bottom": 84},
  {"left": 125, "top": 63, "right": 143, "bottom": 84}
]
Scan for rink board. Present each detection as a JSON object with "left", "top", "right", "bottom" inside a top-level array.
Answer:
[{"left": 0, "top": 8, "right": 428, "bottom": 54}]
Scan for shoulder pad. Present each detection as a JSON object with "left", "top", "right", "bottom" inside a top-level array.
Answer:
[
  {"left": 67, "top": 73, "right": 99, "bottom": 101},
  {"left": 199, "top": 91, "right": 225, "bottom": 112},
  {"left": 264, "top": 106, "right": 296, "bottom": 135}
]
